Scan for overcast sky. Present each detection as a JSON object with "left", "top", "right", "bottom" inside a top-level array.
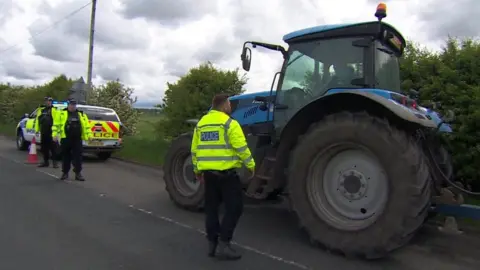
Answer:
[{"left": 0, "top": 0, "right": 478, "bottom": 105}]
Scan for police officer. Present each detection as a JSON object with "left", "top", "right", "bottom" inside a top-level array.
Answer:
[
  {"left": 35, "top": 97, "right": 59, "bottom": 168},
  {"left": 53, "top": 99, "right": 91, "bottom": 181},
  {"left": 191, "top": 93, "right": 255, "bottom": 260}
]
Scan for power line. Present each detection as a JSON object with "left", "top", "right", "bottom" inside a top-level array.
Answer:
[{"left": 0, "top": 1, "right": 92, "bottom": 55}]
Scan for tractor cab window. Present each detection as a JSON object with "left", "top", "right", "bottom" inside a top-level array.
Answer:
[
  {"left": 375, "top": 41, "right": 401, "bottom": 93},
  {"left": 276, "top": 37, "right": 364, "bottom": 119}
]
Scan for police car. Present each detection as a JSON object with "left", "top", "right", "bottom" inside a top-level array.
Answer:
[{"left": 16, "top": 101, "right": 123, "bottom": 161}]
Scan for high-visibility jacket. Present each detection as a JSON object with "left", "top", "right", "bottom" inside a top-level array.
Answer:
[
  {"left": 191, "top": 110, "right": 255, "bottom": 174},
  {"left": 52, "top": 109, "right": 91, "bottom": 141},
  {"left": 34, "top": 106, "right": 59, "bottom": 133}
]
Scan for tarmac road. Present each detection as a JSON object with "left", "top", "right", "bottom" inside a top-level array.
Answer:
[{"left": 0, "top": 136, "right": 479, "bottom": 270}]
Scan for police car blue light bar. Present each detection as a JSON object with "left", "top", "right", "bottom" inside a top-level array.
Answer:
[{"left": 52, "top": 101, "right": 68, "bottom": 105}]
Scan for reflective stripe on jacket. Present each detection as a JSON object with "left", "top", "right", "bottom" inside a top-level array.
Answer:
[
  {"left": 191, "top": 110, "right": 255, "bottom": 174},
  {"left": 52, "top": 109, "right": 91, "bottom": 141},
  {"left": 34, "top": 106, "right": 58, "bottom": 133}
]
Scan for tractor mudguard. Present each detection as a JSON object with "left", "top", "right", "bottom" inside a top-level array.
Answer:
[
  {"left": 312, "top": 89, "right": 437, "bottom": 128},
  {"left": 335, "top": 90, "right": 437, "bottom": 128}
]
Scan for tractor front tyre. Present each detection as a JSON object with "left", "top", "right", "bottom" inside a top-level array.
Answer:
[
  {"left": 288, "top": 111, "right": 431, "bottom": 259},
  {"left": 163, "top": 133, "right": 204, "bottom": 212}
]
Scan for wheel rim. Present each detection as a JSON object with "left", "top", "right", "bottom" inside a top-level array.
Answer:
[
  {"left": 307, "top": 143, "right": 389, "bottom": 231},
  {"left": 17, "top": 134, "right": 23, "bottom": 147},
  {"left": 172, "top": 151, "right": 200, "bottom": 196}
]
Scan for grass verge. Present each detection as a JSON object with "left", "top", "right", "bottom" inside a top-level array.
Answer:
[
  {"left": 0, "top": 122, "right": 16, "bottom": 137},
  {"left": 113, "top": 136, "right": 168, "bottom": 167},
  {"left": 113, "top": 113, "right": 169, "bottom": 167}
]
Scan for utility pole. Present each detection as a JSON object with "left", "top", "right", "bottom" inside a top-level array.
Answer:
[{"left": 86, "top": 0, "right": 97, "bottom": 101}]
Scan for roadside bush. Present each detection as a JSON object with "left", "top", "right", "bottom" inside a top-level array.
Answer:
[
  {"left": 401, "top": 38, "right": 480, "bottom": 188},
  {"left": 88, "top": 80, "right": 140, "bottom": 136},
  {"left": 156, "top": 62, "right": 247, "bottom": 140},
  {"left": 0, "top": 76, "right": 139, "bottom": 136}
]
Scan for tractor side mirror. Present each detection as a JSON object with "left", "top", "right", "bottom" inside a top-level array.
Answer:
[
  {"left": 241, "top": 46, "right": 252, "bottom": 72},
  {"left": 443, "top": 110, "right": 455, "bottom": 123}
]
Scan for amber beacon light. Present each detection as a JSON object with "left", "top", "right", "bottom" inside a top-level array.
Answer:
[{"left": 375, "top": 3, "right": 387, "bottom": 21}]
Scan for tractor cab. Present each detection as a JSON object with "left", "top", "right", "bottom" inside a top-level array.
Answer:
[
  {"left": 278, "top": 20, "right": 404, "bottom": 101},
  {"left": 240, "top": 3, "right": 409, "bottom": 131}
]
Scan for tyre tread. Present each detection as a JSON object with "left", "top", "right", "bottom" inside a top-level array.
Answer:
[
  {"left": 163, "top": 133, "right": 204, "bottom": 212},
  {"left": 288, "top": 111, "right": 431, "bottom": 259}
]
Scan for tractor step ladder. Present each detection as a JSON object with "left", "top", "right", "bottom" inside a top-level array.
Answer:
[{"left": 246, "top": 150, "right": 276, "bottom": 199}]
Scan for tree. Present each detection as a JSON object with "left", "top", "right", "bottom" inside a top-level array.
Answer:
[
  {"left": 157, "top": 62, "right": 247, "bottom": 139},
  {"left": 0, "top": 75, "right": 72, "bottom": 124},
  {"left": 0, "top": 75, "right": 140, "bottom": 139},
  {"left": 89, "top": 80, "right": 140, "bottom": 136},
  {"left": 400, "top": 38, "right": 480, "bottom": 189}
]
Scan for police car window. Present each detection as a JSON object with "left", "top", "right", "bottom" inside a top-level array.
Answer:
[
  {"left": 81, "top": 108, "right": 119, "bottom": 121},
  {"left": 29, "top": 109, "right": 38, "bottom": 118}
]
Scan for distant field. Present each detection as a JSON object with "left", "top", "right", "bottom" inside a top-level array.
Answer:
[
  {"left": 134, "top": 114, "right": 162, "bottom": 139},
  {"left": 113, "top": 113, "right": 168, "bottom": 166}
]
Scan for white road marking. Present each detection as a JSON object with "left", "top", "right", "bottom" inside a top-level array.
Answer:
[
  {"left": 128, "top": 204, "right": 311, "bottom": 269},
  {"left": 2, "top": 154, "right": 312, "bottom": 270}
]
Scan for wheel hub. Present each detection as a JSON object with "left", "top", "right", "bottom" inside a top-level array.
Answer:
[
  {"left": 181, "top": 155, "right": 200, "bottom": 192},
  {"left": 173, "top": 153, "right": 201, "bottom": 197},
  {"left": 307, "top": 147, "right": 389, "bottom": 231},
  {"left": 338, "top": 170, "right": 367, "bottom": 200}
]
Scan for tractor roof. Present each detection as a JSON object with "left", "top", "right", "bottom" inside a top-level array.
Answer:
[{"left": 282, "top": 21, "right": 405, "bottom": 45}]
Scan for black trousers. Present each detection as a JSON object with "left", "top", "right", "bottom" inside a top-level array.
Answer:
[
  {"left": 204, "top": 170, "right": 244, "bottom": 243},
  {"left": 40, "top": 132, "right": 57, "bottom": 163},
  {"left": 60, "top": 137, "right": 83, "bottom": 174}
]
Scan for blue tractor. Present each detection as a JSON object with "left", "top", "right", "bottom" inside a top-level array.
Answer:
[{"left": 163, "top": 3, "right": 459, "bottom": 258}]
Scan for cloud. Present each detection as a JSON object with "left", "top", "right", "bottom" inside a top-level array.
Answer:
[
  {"left": 118, "top": 0, "right": 218, "bottom": 27},
  {"left": 0, "top": 0, "right": 478, "bottom": 105},
  {"left": 418, "top": 0, "right": 480, "bottom": 41}
]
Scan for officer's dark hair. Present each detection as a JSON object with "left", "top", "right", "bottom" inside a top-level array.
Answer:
[{"left": 211, "top": 93, "right": 230, "bottom": 110}]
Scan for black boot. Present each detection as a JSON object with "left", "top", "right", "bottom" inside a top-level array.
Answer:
[
  {"left": 208, "top": 240, "right": 218, "bottom": 257},
  {"left": 216, "top": 241, "right": 241, "bottom": 260},
  {"left": 37, "top": 162, "right": 49, "bottom": 168},
  {"left": 60, "top": 173, "right": 68, "bottom": 180},
  {"left": 75, "top": 173, "right": 85, "bottom": 181}
]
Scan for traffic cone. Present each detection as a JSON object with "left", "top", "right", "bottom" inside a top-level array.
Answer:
[{"left": 26, "top": 137, "right": 38, "bottom": 164}]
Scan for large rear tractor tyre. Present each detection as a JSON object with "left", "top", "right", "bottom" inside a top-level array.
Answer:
[
  {"left": 288, "top": 111, "right": 431, "bottom": 259},
  {"left": 427, "top": 145, "right": 453, "bottom": 188},
  {"left": 163, "top": 133, "right": 204, "bottom": 212}
]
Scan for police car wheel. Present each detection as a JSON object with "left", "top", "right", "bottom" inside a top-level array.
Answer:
[
  {"left": 163, "top": 133, "right": 204, "bottom": 212},
  {"left": 16, "top": 130, "right": 29, "bottom": 151},
  {"left": 97, "top": 152, "right": 112, "bottom": 161}
]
